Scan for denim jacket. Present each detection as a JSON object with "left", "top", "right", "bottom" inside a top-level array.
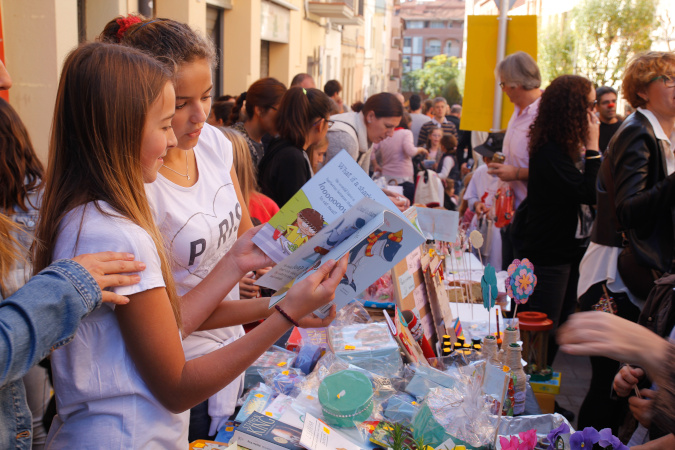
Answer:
[{"left": 0, "top": 259, "right": 101, "bottom": 449}]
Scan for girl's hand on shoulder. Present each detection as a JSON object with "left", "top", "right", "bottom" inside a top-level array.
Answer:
[
  {"left": 283, "top": 255, "right": 348, "bottom": 319},
  {"left": 225, "top": 225, "right": 274, "bottom": 277},
  {"left": 72, "top": 251, "right": 145, "bottom": 305}
]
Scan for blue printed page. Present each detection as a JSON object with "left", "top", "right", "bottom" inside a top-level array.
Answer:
[
  {"left": 269, "top": 210, "right": 426, "bottom": 318},
  {"left": 251, "top": 150, "right": 405, "bottom": 263},
  {"left": 416, "top": 207, "right": 459, "bottom": 242},
  {"left": 255, "top": 197, "right": 387, "bottom": 291}
]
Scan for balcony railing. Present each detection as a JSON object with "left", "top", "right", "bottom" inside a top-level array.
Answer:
[{"left": 306, "top": 1, "right": 363, "bottom": 25}]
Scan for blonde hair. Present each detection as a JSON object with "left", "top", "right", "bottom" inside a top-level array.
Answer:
[
  {"left": 219, "top": 127, "right": 257, "bottom": 208},
  {"left": 496, "top": 51, "right": 541, "bottom": 90},
  {"left": 0, "top": 214, "right": 25, "bottom": 297},
  {"left": 623, "top": 51, "right": 675, "bottom": 108},
  {"left": 34, "top": 42, "right": 182, "bottom": 328}
]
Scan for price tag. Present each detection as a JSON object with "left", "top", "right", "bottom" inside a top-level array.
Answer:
[
  {"left": 277, "top": 361, "right": 287, "bottom": 367},
  {"left": 282, "top": 370, "right": 289, "bottom": 375},
  {"left": 254, "top": 393, "right": 264, "bottom": 398},
  {"left": 344, "top": 345, "right": 356, "bottom": 350}
]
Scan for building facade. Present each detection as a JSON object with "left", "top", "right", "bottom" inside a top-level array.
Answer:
[
  {"left": 1, "top": 0, "right": 399, "bottom": 162},
  {"left": 399, "top": 0, "right": 465, "bottom": 73}
]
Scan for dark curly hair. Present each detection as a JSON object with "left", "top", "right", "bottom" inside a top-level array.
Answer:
[{"left": 528, "top": 75, "right": 593, "bottom": 158}]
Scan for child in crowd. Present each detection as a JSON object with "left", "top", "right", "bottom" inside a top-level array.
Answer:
[
  {"left": 463, "top": 133, "right": 503, "bottom": 269},
  {"left": 34, "top": 42, "right": 346, "bottom": 449},
  {"left": 307, "top": 137, "right": 329, "bottom": 174}
]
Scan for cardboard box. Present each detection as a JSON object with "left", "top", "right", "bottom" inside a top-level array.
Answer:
[{"left": 530, "top": 372, "right": 561, "bottom": 395}]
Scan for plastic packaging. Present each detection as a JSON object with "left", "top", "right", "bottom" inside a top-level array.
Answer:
[
  {"left": 331, "top": 300, "right": 373, "bottom": 327},
  {"left": 404, "top": 363, "right": 459, "bottom": 400},
  {"left": 258, "top": 367, "right": 305, "bottom": 396},
  {"left": 292, "top": 343, "right": 322, "bottom": 374},
  {"left": 244, "top": 346, "right": 297, "bottom": 389},
  {"left": 328, "top": 322, "right": 403, "bottom": 377},
  {"left": 382, "top": 392, "right": 420, "bottom": 425}
]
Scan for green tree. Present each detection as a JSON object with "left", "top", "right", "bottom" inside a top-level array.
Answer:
[
  {"left": 538, "top": 14, "right": 576, "bottom": 86},
  {"left": 415, "top": 54, "right": 461, "bottom": 100},
  {"left": 573, "top": 0, "right": 657, "bottom": 87}
]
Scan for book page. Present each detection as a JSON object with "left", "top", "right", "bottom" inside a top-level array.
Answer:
[{"left": 252, "top": 150, "right": 405, "bottom": 263}]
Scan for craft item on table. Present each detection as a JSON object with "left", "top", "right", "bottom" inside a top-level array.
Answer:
[
  {"left": 328, "top": 322, "right": 403, "bottom": 376},
  {"left": 384, "top": 308, "right": 430, "bottom": 365},
  {"left": 423, "top": 248, "right": 456, "bottom": 347},
  {"left": 471, "top": 338, "right": 482, "bottom": 351},
  {"left": 213, "top": 421, "right": 238, "bottom": 446},
  {"left": 496, "top": 309, "right": 501, "bottom": 344},
  {"left": 245, "top": 347, "right": 297, "bottom": 389},
  {"left": 483, "top": 335, "right": 500, "bottom": 364},
  {"left": 412, "top": 386, "right": 495, "bottom": 448},
  {"left": 448, "top": 280, "right": 483, "bottom": 303},
  {"left": 482, "top": 263, "right": 498, "bottom": 337},
  {"left": 403, "top": 309, "right": 436, "bottom": 359},
  {"left": 235, "top": 388, "right": 273, "bottom": 423},
  {"left": 271, "top": 371, "right": 303, "bottom": 396},
  {"left": 453, "top": 318, "right": 464, "bottom": 341},
  {"left": 517, "top": 311, "right": 553, "bottom": 380},
  {"left": 505, "top": 343, "right": 527, "bottom": 415},
  {"left": 299, "top": 413, "right": 362, "bottom": 450},
  {"left": 262, "top": 394, "right": 294, "bottom": 420},
  {"left": 382, "top": 393, "right": 420, "bottom": 424},
  {"left": 233, "top": 411, "right": 303, "bottom": 450},
  {"left": 292, "top": 344, "right": 322, "bottom": 375},
  {"left": 405, "top": 364, "right": 457, "bottom": 400},
  {"left": 593, "top": 285, "right": 617, "bottom": 314},
  {"left": 370, "top": 421, "right": 417, "bottom": 448},
  {"left": 506, "top": 258, "right": 537, "bottom": 322},
  {"left": 503, "top": 326, "right": 518, "bottom": 348},
  {"left": 318, "top": 369, "right": 374, "bottom": 428},
  {"left": 285, "top": 327, "right": 328, "bottom": 352}
]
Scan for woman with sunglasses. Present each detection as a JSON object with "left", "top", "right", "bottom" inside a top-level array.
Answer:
[
  {"left": 511, "top": 74, "right": 601, "bottom": 391},
  {"left": 575, "top": 51, "right": 675, "bottom": 434},
  {"left": 258, "top": 87, "right": 334, "bottom": 207}
]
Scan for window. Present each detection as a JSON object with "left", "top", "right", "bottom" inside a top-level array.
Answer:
[
  {"left": 406, "top": 20, "right": 424, "bottom": 29},
  {"left": 412, "top": 36, "right": 423, "bottom": 54},
  {"left": 403, "top": 37, "right": 412, "bottom": 54},
  {"left": 426, "top": 39, "right": 441, "bottom": 56},
  {"left": 412, "top": 56, "right": 423, "bottom": 70},
  {"left": 429, "top": 21, "right": 445, "bottom": 28}
]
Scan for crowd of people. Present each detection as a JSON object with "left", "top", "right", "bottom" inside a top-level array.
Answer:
[{"left": 0, "top": 12, "right": 675, "bottom": 450}]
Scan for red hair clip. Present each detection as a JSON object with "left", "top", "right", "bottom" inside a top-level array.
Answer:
[{"left": 116, "top": 16, "right": 142, "bottom": 41}]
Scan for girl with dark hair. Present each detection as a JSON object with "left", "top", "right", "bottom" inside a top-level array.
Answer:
[
  {"left": 511, "top": 74, "right": 601, "bottom": 370},
  {"left": 35, "top": 41, "right": 346, "bottom": 448},
  {"left": 229, "top": 77, "right": 287, "bottom": 165},
  {"left": 325, "top": 92, "right": 403, "bottom": 173},
  {"left": 100, "top": 15, "right": 335, "bottom": 441},
  {"left": 258, "top": 87, "right": 333, "bottom": 207}
]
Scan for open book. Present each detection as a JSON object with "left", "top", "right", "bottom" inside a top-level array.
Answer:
[{"left": 251, "top": 150, "right": 426, "bottom": 317}]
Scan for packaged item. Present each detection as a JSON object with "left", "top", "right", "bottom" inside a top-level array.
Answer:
[
  {"left": 262, "top": 394, "right": 294, "bottom": 420},
  {"left": 318, "top": 369, "right": 374, "bottom": 428},
  {"left": 245, "top": 346, "right": 297, "bottom": 389},
  {"left": 292, "top": 343, "right": 322, "bottom": 374},
  {"left": 213, "top": 422, "right": 238, "bottom": 446},
  {"left": 234, "top": 387, "right": 272, "bottom": 423},
  {"left": 233, "top": 411, "right": 303, "bottom": 450},
  {"left": 328, "top": 322, "right": 402, "bottom": 376},
  {"left": 285, "top": 327, "right": 328, "bottom": 352},
  {"left": 382, "top": 393, "right": 420, "bottom": 424},
  {"left": 259, "top": 367, "right": 305, "bottom": 396},
  {"left": 404, "top": 364, "right": 457, "bottom": 400},
  {"left": 331, "top": 301, "right": 373, "bottom": 327},
  {"left": 299, "top": 413, "right": 362, "bottom": 450}
]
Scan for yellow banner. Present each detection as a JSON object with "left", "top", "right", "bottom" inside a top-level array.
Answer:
[{"left": 461, "top": 15, "right": 538, "bottom": 132}]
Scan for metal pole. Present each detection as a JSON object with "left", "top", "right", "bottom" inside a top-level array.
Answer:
[{"left": 492, "top": 0, "right": 509, "bottom": 131}]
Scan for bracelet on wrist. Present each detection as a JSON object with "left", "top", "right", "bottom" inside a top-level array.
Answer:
[
  {"left": 275, "top": 304, "right": 300, "bottom": 328},
  {"left": 515, "top": 167, "right": 521, "bottom": 181}
]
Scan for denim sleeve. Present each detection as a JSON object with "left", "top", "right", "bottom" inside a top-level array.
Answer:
[{"left": 0, "top": 259, "right": 101, "bottom": 386}]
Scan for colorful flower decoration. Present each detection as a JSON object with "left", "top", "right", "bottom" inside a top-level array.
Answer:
[
  {"left": 481, "top": 263, "right": 498, "bottom": 310},
  {"left": 570, "top": 427, "right": 600, "bottom": 450},
  {"left": 499, "top": 435, "right": 521, "bottom": 450},
  {"left": 546, "top": 423, "right": 570, "bottom": 450},
  {"left": 508, "top": 258, "right": 537, "bottom": 304},
  {"left": 518, "top": 429, "right": 538, "bottom": 450},
  {"left": 598, "top": 428, "right": 628, "bottom": 449}
]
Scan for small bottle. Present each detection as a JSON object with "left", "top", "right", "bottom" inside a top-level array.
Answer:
[
  {"left": 483, "top": 335, "right": 500, "bottom": 363},
  {"left": 471, "top": 338, "right": 482, "bottom": 352},
  {"left": 503, "top": 327, "right": 518, "bottom": 348},
  {"left": 506, "top": 343, "right": 527, "bottom": 415},
  {"left": 442, "top": 346, "right": 453, "bottom": 356}
]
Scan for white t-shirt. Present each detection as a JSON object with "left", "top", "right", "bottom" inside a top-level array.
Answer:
[
  {"left": 46, "top": 201, "right": 189, "bottom": 449},
  {"left": 145, "top": 123, "right": 244, "bottom": 433}
]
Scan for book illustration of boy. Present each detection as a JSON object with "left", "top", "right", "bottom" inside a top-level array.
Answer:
[
  {"left": 273, "top": 208, "right": 325, "bottom": 255},
  {"left": 341, "top": 229, "right": 403, "bottom": 291}
]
